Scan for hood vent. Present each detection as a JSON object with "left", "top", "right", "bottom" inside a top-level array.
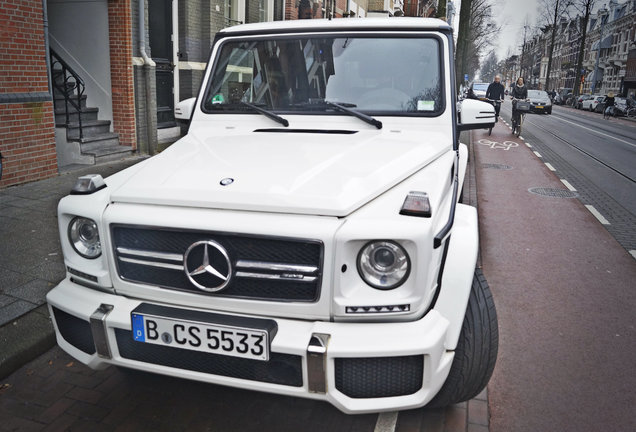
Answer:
[{"left": 253, "top": 128, "right": 358, "bottom": 134}]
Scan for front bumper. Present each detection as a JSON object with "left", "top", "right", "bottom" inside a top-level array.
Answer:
[{"left": 47, "top": 281, "right": 454, "bottom": 414}]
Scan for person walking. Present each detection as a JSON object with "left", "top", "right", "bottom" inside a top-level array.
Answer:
[
  {"left": 486, "top": 75, "right": 505, "bottom": 122},
  {"left": 604, "top": 92, "right": 615, "bottom": 119}
]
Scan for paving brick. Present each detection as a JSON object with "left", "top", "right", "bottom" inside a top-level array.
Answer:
[
  {"left": 467, "top": 399, "right": 489, "bottom": 427},
  {"left": 38, "top": 397, "right": 76, "bottom": 424},
  {"left": 444, "top": 404, "right": 467, "bottom": 432},
  {"left": 41, "top": 414, "right": 78, "bottom": 432},
  {"left": 66, "top": 386, "right": 105, "bottom": 405},
  {"left": 65, "top": 400, "right": 109, "bottom": 422}
]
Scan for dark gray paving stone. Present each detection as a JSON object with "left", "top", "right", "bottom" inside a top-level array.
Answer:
[
  {"left": 0, "top": 299, "right": 37, "bottom": 326},
  {"left": 5, "top": 279, "right": 55, "bottom": 305},
  {"left": 0, "top": 268, "right": 34, "bottom": 292},
  {"left": 29, "top": 260, "right": 66, "bottom": 284},
  {"left": 0, "top": 294, "right": 17, "bottom": 307}
]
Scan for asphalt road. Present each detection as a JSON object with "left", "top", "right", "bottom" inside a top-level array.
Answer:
[{"left": 499, "top": 103, "right": 636, "bottom": 253}]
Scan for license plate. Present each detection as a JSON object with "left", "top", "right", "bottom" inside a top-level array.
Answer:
[
  {"left": 536, "top": 105, "right": 544, "bottom": 109},
  {"left": 132, "top": 313, "right": 270, "bottom": 361}
]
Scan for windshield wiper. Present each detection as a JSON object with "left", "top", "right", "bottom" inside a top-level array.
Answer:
[
  {"left": 292, "top": 99, "right": 382, "bottom": 129},
  {"left": 239, "top": 101, "right": 289, "bottom": 127}
]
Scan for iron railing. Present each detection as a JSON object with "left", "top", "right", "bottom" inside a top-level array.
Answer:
[{"left": 50, "top": 49, "right": 85, "bottom": 140}]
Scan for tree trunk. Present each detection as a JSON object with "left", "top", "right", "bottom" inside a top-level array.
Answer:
[
  {"left": 544, "top": 0, "right": 560, "bottom": 92},
  {"left": 455, "top": 0, "right": 473, "bottom": 89},
  {"left": 437, "top": 0, "right": 447, "bottom": 19},
  {"left": 573, "top": 3, "right": 593, "bottom": 97}
]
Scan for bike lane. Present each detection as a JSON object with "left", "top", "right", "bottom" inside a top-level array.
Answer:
[{"left": 473, "top": 121, "right": 636, "bottom": 431}]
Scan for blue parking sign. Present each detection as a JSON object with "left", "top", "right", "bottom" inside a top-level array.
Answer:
[{"left": 464, "top": 74, "right": 469, "bottom": 82}]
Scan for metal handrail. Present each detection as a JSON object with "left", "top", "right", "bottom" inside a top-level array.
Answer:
[{"left": 50, "top": 49, "right": 85, "bottom": 140}]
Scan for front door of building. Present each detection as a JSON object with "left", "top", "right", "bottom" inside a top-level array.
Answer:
[{"left": 149, "top": 0, "right": 175, "bottom": 128}]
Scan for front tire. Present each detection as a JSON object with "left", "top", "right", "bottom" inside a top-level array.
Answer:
[{"left": 429, "top": 269, "right": 499, "bottom": 407}]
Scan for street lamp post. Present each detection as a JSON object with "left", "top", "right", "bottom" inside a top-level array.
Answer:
[{"left": 591, "top": 7, "right": 608, "bottom": 94}]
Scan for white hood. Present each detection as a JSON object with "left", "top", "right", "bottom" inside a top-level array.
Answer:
[{"left": 110, "top": 130, "right": 448, "bottom": 217}]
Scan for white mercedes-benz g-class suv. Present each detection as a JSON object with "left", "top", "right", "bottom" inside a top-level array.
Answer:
[{"left": 47, "top": 17, "right": 498, "bottom": 414}]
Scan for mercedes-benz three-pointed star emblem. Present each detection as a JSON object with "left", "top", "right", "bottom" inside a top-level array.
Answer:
[{"left": 183, "top": 240, "right": 232, "bottom": 292}]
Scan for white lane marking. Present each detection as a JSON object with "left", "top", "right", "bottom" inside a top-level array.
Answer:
[
  {"left": 374, "top": 412, "right": 399, "bottom": 432},
  {"left": 519, "top": 136, "right": 524, "bottom": 140},
  {"left": 585, "top": 205, "right": 610, "bottom": 225},
  {"left": 545, "top": 162, "right": 556, "bottom": 171},
  {"left": 525, "top": 142, "right": 533, "bottom": 148},
  {"left": 560, "top": 179, "right": 577, "bottom": 191},
  {"left": 549, "top": 116, "right": 636, "bottom": 147},
  {"left": 630, "top": 250, "right": 636, "bottom": 260},
  {"left": 534, "top": 151, "right": 542, "bottom": 158}
]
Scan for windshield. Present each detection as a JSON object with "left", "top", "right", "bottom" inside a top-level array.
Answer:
[
  {"left": 528, "top": 90, "right": 548, "bottom": 98},
  {"left": 203, "top": 35, "right": 443, "bottom": 115},
  {"left": 472, "top": 83, "right": 488, "bottom": 92}
]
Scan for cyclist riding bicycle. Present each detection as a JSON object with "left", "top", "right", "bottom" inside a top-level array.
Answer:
[
  {"left": 604, "top": 92, "right": 615, "bottom": 119},
  {"left": 511, "top": 77, "right": 528, "bottom": 123},
  {"left": 486, "top": 75, "right": 505, "bottom": 122}
]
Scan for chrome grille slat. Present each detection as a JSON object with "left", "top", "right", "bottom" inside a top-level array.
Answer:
[
  {"left": 119, "top": 256, "right": 185, "bottom": 271},
  {"left": 236, "top": 260, "right": 318, "bottom": 274},
  {"left": 117, "top": 247, "right": 184, "bottom": 262},
  {"left": 235, "top": 271, "right": 317, "bottom": 283}
]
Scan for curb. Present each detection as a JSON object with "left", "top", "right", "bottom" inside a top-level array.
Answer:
[{"left": 0, "top": 305, "right": 55, "bottom": 380}]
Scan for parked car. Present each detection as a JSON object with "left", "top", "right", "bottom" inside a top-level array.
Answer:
[
  {"left": 613, "top": 97, "right": 633, "bottom": 116},
  {"left": 575, "top": 95, "right": 592, "bottom": 109},
  {"left": 46, "top": 18, "right": 499, "bottom": 414},
  {"left": 594, "top": 96, "right": 608, "bottom": 113},
  {"left": 527, "top": 90, "right": 552, "bottom": 114},
  {"left": 582, "top": 95, "right": 604, "bottom": 112},
  {"left": 555, "top": 88, "right": 573, "bottom": 105},
  {"left": 471, "top": 82, "right": 490, "bottom": 101}
]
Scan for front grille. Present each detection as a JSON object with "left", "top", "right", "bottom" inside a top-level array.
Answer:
[
  {"left": 52, "top": 307, "right": 96, "bottom": 355},
  {"left": 335, "top": 355, "right": 424, "bottom": 398},
  {"left": 112, "top": 226, "right": 323, "bottom": 302},
  {"left": 115, "top": 329, "right": 303, "bottom": 387}
]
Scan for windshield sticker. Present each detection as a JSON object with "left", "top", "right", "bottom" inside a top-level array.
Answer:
[
  {"left": 212, "top": 94, "right": 225, "bottom": 104},
  {"left": 417, "top": 100, "right": 435, "bottom": 111}
]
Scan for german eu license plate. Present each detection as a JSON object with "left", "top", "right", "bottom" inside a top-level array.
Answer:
[
  {"left": 132, "top": 313, "right": 269, "bottom": 361},
  {"left": 536, "top": 105, "right": 544, "bottom": 109}
]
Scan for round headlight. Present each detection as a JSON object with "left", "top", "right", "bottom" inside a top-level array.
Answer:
[
  {"left": 68, "top": 217, "right": 101, "bottom": 259},
  {"left": 357, "top": 241, "right": 410, "bottom": 289}
]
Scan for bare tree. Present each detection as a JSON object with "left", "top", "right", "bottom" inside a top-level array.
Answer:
[
  {"left": 538, "top": 0, "right": 572, "bottom": 91},
  {"left": 455, "top": 0, "right": 499, "bottom": 88},
  {"left": 480, "top": 51, "right": 499, "bottom": 82},
  {"left": 437, "top": 0, "right": 447, "bottom": 19},
  {"left": 571, "top": 0, "right": 596, "bottom": 97},
  {"left": 455, "top": 0, "right": 473, "bottom": 88}
]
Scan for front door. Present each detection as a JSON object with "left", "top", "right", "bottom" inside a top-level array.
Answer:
[{"left": 149, "top": 0, "right": 175, "bottom": 128}]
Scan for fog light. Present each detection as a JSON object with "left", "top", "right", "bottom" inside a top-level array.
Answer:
[{"left": 68, "top": 217, "right": 101, "bottom": 259}]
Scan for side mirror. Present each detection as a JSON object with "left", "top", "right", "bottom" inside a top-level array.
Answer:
[
  {"left": 457, "top": 98, "right": 495, "bottom": 131},
  {"left": 175, "top": 97, "right": 196, "bottom": 121}
]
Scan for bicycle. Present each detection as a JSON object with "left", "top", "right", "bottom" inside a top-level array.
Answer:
[
  {"left": 485, "top": 98, "right": 503, "bottom": 136},
  {"left": 511, "top": 97, "right": 530, "bottom": 137},
  {"left": 603, "top": 105, "right": 615, "bottom": 120}
]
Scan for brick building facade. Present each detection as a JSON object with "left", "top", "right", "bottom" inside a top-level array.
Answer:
[{"left": 0, "top": 0, "right": 58, "bottom": 187}]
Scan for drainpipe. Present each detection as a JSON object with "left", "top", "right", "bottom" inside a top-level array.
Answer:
[
  {"left": 138, "top": 0, "right": 156, "bottom": 155},
  {"left": 42, "top": 0, "right": 52, "bottom": 96}
]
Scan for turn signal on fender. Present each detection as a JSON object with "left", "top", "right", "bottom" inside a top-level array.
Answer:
[{"left": 399, "top": 191, "right": 432, "bottom": 217}]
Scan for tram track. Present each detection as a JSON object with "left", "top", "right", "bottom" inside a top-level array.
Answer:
[{"left": 523, "top": 114, "right": 636, "bottom": 184}]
